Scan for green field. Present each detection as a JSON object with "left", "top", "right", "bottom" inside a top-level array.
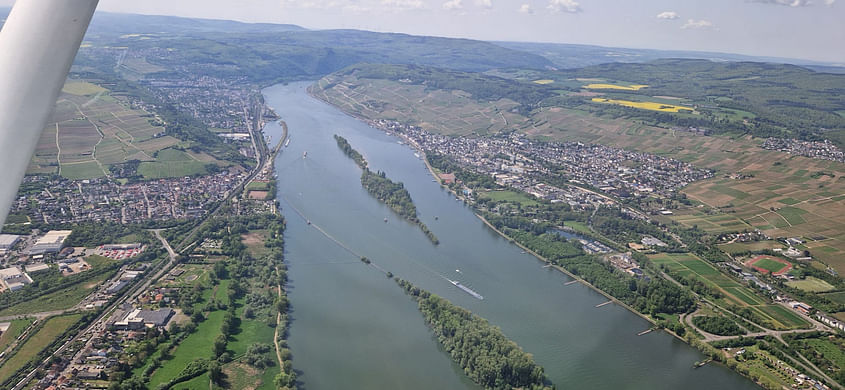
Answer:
[
  {"left": 786, "top": 276, "right": 836, "bottom": 292},
  {"left": 0, "top": 271, "right": 113, "bottom": 316},
  {"left": 0, "top": 319, "right": 33, "bottom": 353},
  {"left": 563, "top": 221, "right": 592, "bottom": 235},
  {"left": 756, "top": 305, "right": 810, "bottom": 329},
  {"left": 718, "top": 241, "right": 785, "bottom": 254},
  {"left": 0, "top": 314, "right": 82, "bottom": 383},
  {"left": 149, "top": 310, "right": 225, "bottom": 387},
  {"left": 162, "top": 265, "right": 211, "bottom": 288},
  {"left": 60, "top": 161, "right": 107, "bottom": 180},
  {"left": 480, "top": 190, "right": 540, "bottom": 206},
  {"left": 62, "top": 81, "right": 107, "bottom": 96},
  {"left": 138, "top": 161, "right": 209, "bottom": 179},
  {"left": 805, "top": 338, "right": 845, "bottom": 370},
  {"left": 752, "top": 258, "right": 790, "bottom": 274},
  {"left": 649, "top": 253, "right": 808, "bottom": 329},
  {"left": 823, "top": 291, "right": 845, "bottom": 305}
]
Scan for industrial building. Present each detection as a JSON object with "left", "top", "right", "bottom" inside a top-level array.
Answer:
[
  {"left": 0, "top": 267, "right": 33, "bottom": 292},
  {"left": 29, "top": 230, "right": 72, "bottom": 255},
  {"left": 113, "top": 308, "right": 174, "bottom": 330},
  {"left": 0, "top": 234, "right": 21, "bottom": 254}
]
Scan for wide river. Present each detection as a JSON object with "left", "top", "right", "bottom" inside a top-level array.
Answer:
[{"left": 263, "top": 82, "right": 759, "bottom": 389}]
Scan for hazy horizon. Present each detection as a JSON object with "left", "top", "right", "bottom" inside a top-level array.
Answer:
[{"left": 0, "top": 0, "right": 843, "bottom": 64}]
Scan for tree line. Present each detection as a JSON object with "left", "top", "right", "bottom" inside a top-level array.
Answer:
[
  {"left": 335, "top": 135, "right": 439, "bottom": 244},
  {"left": 396, "top": 279, "right": 553, "bottom": 390}
]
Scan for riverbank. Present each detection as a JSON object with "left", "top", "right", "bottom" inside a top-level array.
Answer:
[{"left": 281, "top": 81, "right": 759, "bottom": 389}]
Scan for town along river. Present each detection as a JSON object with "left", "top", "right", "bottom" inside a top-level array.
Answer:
[{"left": 263, "top": 82, "right": 759, "bottom": 390}]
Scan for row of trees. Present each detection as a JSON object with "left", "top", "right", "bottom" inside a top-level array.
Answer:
[
  {"left": 691, "top": 315, "right": 746, "bottom": 336},
  {"left": 502, "top": 227, "right": 695, "bottom": 316},
  {"left": 396, "top": 279, "right": 553, "bottom": 390},
  {"left": 335, "top": 135, "right": 439, "bottom": 244}
]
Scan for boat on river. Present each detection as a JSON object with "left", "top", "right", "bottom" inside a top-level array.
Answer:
[{"left": 448, "top": 279, "right": 483, "bottom": 300}]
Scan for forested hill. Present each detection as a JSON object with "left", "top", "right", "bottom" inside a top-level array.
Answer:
[
  {"left": 496, "top": 41, "right": 845, "bottom": 72},
  {"left": 555, "top": 59, "right": 845, "bottom": 141},
  {"left": 54, "top": 12, "right": 554, "bottom": 84},
  {"left": 319, "top": 60, "right": 845, "bottom": 143}
]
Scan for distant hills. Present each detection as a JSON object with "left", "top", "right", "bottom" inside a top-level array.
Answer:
[
  {"left": 496, "top": 41, "right": 845, "bottom": 73},
  {"left": 2, "top": 8, "right": 842, "bottom": 74}
]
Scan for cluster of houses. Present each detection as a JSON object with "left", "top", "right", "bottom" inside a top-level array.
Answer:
[
  {"left": 762, "top": 138, "right": 845, "bottom": 163},
  {"left": 387, "top": 122, "right": 713, "bottom": 203},
  {"left": 13, "top": 168, "right": 245, "bottom": 225}
]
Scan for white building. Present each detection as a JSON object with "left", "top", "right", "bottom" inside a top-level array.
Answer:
[
  {"left": 0, "top": 267, "right": 33, "bottom": 292},
  {"left": 0, "top": 234, "right": 21, "bottom": 254},
  {"left": 29, "top": 230, "right": 72, "bottom": 255}
]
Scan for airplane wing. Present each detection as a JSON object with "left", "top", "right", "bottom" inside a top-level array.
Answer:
[{"left": 0, "top": 0, "right": 99, "bottom": 227}]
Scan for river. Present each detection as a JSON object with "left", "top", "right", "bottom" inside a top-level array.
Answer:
[{"left": 262, "top": 82, "right": 759, "bottom": 389}]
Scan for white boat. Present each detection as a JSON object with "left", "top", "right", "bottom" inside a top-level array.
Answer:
[
  {"left": 284, "top": 138, "right": 290, "bottom": 147},
  {"left": 302, "top": 151, "right": 307, "bottom": 159}
]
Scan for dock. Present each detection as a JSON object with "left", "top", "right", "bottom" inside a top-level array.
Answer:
[
  {"left": 637, "top": 328, "right": 655, "bottom": 336},
  {"left": 595, "top": 300, "right": 613, "bottom": 308},
  {"left": 564, "top": 280, "right": 579, "bottom": 286}
]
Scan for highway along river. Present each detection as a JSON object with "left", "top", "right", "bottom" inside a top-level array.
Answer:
[{"left": 263, "top": 82, "right": 759, "bottom": 389}]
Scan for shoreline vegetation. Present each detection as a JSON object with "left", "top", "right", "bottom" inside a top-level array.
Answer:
[
  {"left": 334, "top": 134, "right": 439, "bottom": 245},
  {"left": 313, "top": 85, "right": 840, "bottom": 390},
  {"left": 395, "top": 278, "right": 554, "bottom": 390}
]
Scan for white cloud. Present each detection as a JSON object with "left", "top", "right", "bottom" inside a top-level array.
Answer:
[
  {"left": 546, "top": 0, "right": 580, "bottom": 13},
  {"left": 381, "top": 0, "right": 426, "bottom": 9},
  {"left": 442, "top": 0, "right": 462, "bottom": 9},
  {"left": 750, "top": 0, "right": 835, "bottom": 6},
  {"left": 278, "top": 0, "right": 428, "bottom": 11},
  {"left": 518, "top": 3, "right": 534, "bottom": 13},
  {"left": 475, "top": 0, "right": 493, "bottom": 9},
  {"left": 656, "top": 11, "right": 679, "bottom": 20},
  {"left": 681, "top": 19, "right": 714, "bottom": 29}
]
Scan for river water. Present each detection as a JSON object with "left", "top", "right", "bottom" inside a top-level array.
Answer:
[{"left": 263, "top": 82, "right": 759, "bottom": 390}]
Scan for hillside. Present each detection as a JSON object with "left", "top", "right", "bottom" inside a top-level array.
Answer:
[{"left": 311, "top": 62, "right": 845, "bottom": 274}]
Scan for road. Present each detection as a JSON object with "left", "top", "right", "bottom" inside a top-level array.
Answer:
[
  {"left": 174, "top": 96, "right": 270, "bottom": 251},
  {"left": 11, "top": 231, "right": 178, "bottom": 390}
]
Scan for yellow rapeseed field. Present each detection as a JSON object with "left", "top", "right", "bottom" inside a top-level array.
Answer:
[
  {"left": 533, "top": 79, "right": 555, "bottom": 85},
  {"left": 584, "top": 83, "right": 649, "bottom": 91},
  {"left": 591, "top": 98, "right": 695, "bottom": 113}
]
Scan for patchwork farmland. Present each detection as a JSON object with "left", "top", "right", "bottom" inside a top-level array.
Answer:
[
  {"left": 28, "top": 80, "right": 225, "bottom": 179},
  {"left": 649, "top": 252, "right": 810, "bottom": 330}
]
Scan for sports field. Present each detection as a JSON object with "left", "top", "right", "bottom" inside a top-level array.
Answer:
[
  {"left": 786, "top": 276, "right": 836, "bottom": 293},
  {"left": 649, "top": 253, "right": 809, "bottom": 330},
  {"left": 746, "top": 255, "right": 791, "bottom": 275}
]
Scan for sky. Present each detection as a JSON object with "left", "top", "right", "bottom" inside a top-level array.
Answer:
[{"left": 3, "top": 0, "right": 844, "bottom": 63}]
